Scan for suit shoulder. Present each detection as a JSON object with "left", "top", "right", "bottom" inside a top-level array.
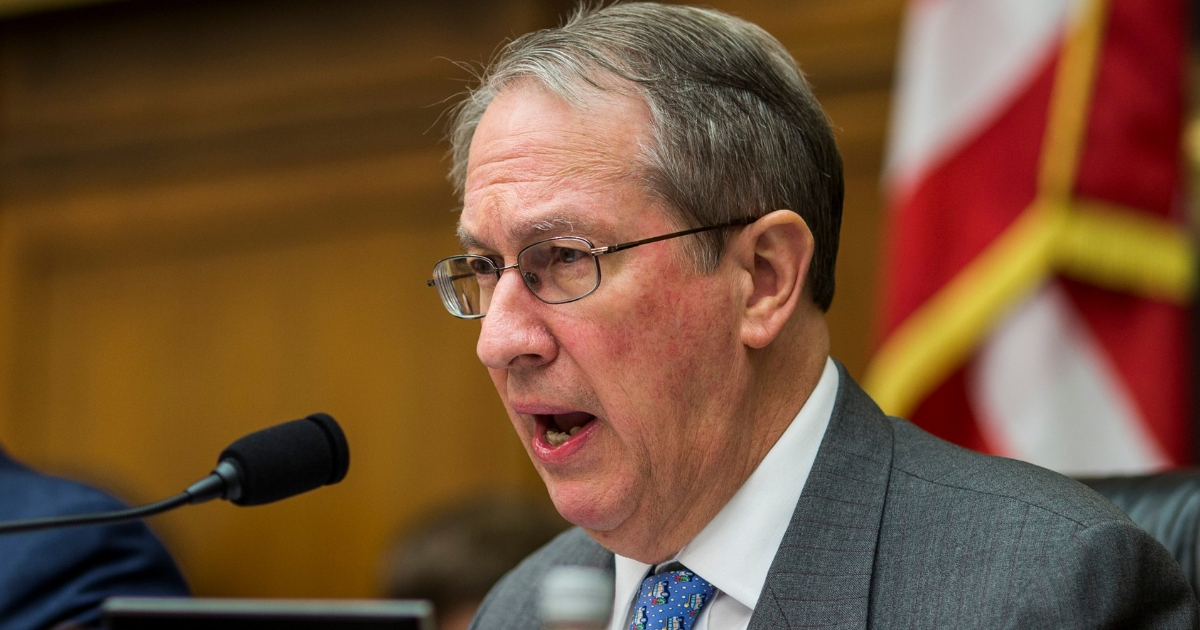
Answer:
[
  {"left": 0, "top": 461, "right": 127, "bottom": 520},
  {"left": 471, "top": 528, "right": 611, "bottom": 630},
  {"left": 511, "top": 526, "right": 613, "bottom": 578},
  {"left": 887, "top": 417, "right": 1127, "bottom": 528},
  {"left": 0, "top": 457, "right": 189, "bottom": 628}
]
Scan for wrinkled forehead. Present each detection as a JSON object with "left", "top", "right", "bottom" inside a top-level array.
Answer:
[
  {"left": 458, "top": 83, "right": 657, "bottom": 250},
  {"left": 465, "top": 80, "right": 650, "bottom": 180}
]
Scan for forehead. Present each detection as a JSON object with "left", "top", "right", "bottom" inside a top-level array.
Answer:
[{"left": 459, "top": 83, "right": 656, "bottom": 249}]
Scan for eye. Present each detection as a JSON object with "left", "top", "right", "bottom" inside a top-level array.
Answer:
[
  {"left": 468, "top": 256, "right": 501, "bottom": 275},
  {"left": 552, "top": 246, "right": 585, "bottom": 264}
]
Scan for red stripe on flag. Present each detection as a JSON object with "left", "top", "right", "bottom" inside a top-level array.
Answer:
[
  {"left": 1075, "top": 0, "right": 1186, "bottom": 216},
  {"left": 1063, "top": 281, "right": 1191, "bottom": 465},
  {"left": 907, "top": 367, "right": 991, "bottom": 455},
  {"left": 1066, "top": 0, "right": 1190, "bottom": 465},
  {"left": 880, "top": 48, "right": 1059, "bottom": 339}
]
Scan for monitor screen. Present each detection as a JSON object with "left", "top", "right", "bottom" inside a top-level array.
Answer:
[{"left": 102, "top": 597, "right": 434, "bottom": 630}]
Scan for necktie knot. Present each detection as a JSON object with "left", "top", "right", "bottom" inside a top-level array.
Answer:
[{"left": 629, "top": 568, "right": 715, "bottom": 630}]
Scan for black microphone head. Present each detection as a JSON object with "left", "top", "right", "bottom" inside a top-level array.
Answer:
[{"left": 217, "top": 413, "right": 350, "bottom": 506}]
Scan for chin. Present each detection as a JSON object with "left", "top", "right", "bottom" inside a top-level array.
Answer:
[{"left": 545, "top": 476, "right": 634, "bottom": 533}]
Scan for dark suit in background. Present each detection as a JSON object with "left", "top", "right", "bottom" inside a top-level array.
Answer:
[
  {"left": 0, "top": 449, "right": 189, "bottom": 630},
  {"left": 470, "top": 366, "right": 1197, "bottom": 629}
]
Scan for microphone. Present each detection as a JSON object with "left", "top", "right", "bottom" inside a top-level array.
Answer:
[{"left": 0, "top": 413, "right": 349, "bottom": 536}]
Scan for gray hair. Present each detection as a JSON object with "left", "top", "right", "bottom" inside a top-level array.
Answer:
[{"left": 448, "top": 2, "right": 843, "bottom": 311}]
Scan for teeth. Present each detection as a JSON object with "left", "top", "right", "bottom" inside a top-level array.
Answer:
[{"left": 545, "top": 425, "right": 583, "bottom": 447}]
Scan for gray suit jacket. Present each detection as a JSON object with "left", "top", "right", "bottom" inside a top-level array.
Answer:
[{"left": 471, "top": 363, "right": 1199, "bottom": 629}]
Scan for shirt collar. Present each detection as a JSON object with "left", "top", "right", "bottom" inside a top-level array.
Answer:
[{"left": 612, "top": 357, "right": 839, "bottom": 611}]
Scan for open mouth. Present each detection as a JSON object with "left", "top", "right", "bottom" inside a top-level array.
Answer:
[{"left": 539, "top": 411, "right": 596, "bottom": 447}]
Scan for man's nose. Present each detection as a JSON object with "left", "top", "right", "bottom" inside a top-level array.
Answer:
[{"left": 476, "top": 268, "right": 558, "bottom": 370}]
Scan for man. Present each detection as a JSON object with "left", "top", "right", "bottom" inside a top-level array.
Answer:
[
  {"left": 0, "top": 447, "right": 189, "bottom": 629},
  {"left": 426, "top": 3, "right": 1197, "bottom": 628}
]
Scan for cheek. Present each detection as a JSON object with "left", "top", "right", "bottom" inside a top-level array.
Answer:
[{"left": 567, "top": 281, "right": 736, "bottom": 406}]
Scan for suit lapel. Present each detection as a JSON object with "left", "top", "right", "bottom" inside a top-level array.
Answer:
[{"left": 748, "top": 362, "right": 894, "bottom": 630}]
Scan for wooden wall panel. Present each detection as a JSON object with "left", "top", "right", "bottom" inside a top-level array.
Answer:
[
  {"left": 25, "top": 223, "right": 541, "bottom": 596},
  {"left": 0, "top": 0, "right": 571, "bottom": 598},
  {"left": 0, "top": 0, "right": 903, "bottom": 598}
]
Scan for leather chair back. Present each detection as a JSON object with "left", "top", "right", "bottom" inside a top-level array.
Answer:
[{"left": 1081, "top": 471, "right": 1200, "bottom": 597}]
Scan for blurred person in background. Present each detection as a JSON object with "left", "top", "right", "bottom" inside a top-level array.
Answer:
[
  {"left": 0, "top": 447, "right": 189, "bottom": 630},
  {"left": 381, "top": 494, "right": 567, "bottom": 630}
]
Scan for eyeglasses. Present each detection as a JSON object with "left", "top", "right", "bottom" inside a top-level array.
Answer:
[{"left": 427, "top": 217, "right": 756, "bottom": 319}]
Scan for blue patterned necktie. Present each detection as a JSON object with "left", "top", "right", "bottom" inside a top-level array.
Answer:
[{"left": 628, "top": 567, "right": 716, "bottom": 630}]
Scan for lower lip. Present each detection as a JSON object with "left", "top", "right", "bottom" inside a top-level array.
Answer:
[{"left": 532, "top": 418, "right": 597, "bottom": 464}]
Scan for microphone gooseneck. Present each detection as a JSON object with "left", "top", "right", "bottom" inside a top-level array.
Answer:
[
  {"left": 0, "top": 413, "right": 349, "bottom": 536},
  {"left": 0, "top": 493, "right": 192, "bottom": 536},
  {"left": 184, "top": 460, "right": 244, "bottom": 504}
]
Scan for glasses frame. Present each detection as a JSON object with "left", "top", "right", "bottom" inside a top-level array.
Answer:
[{"left": 427, "top": 216, "right": 757, "bottom": 319}]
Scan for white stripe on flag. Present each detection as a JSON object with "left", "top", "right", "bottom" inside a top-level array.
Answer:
[
  {"left": 885, "top": 0, "right": 1073, "bottom": 199},
  {"left": 968, "top": 284, "right": 1170, "bottom": 476}
]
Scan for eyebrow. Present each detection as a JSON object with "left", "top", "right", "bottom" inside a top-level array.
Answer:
[
  {"left": 456, "top": 226, "right": 483, "bottom": 252},
  {"left": 457, "top": 212, "right": 602, "bottom": 252}
]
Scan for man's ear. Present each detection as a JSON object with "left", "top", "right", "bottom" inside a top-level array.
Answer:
[{"left": 733, "top": 210, "right": 815, "bottom": 349}]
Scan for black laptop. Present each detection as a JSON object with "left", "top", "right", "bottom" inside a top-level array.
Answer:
[{"left": 102, "top": 597, "right": 434, "bottom": 630}]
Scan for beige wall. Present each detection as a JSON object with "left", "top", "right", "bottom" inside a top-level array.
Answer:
[{"left": 0, "top": 0, "right": 901, "bottom": 597}]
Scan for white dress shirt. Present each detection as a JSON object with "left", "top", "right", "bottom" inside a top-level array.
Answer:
[{"left": 608, "top": 357, "right": 839, "bottom": 630}]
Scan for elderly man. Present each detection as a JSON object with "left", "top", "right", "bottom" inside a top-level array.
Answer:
[{"left": 426, "top": 3, "right": 1197, "bottom": 629}]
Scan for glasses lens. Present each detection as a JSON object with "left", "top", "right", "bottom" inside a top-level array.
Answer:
[
  {"left": 518, "top": 238, "right": 600, "bottom": 304},
  {"left": 433, "top": 256, "right": 495, "bottom": 318}
]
